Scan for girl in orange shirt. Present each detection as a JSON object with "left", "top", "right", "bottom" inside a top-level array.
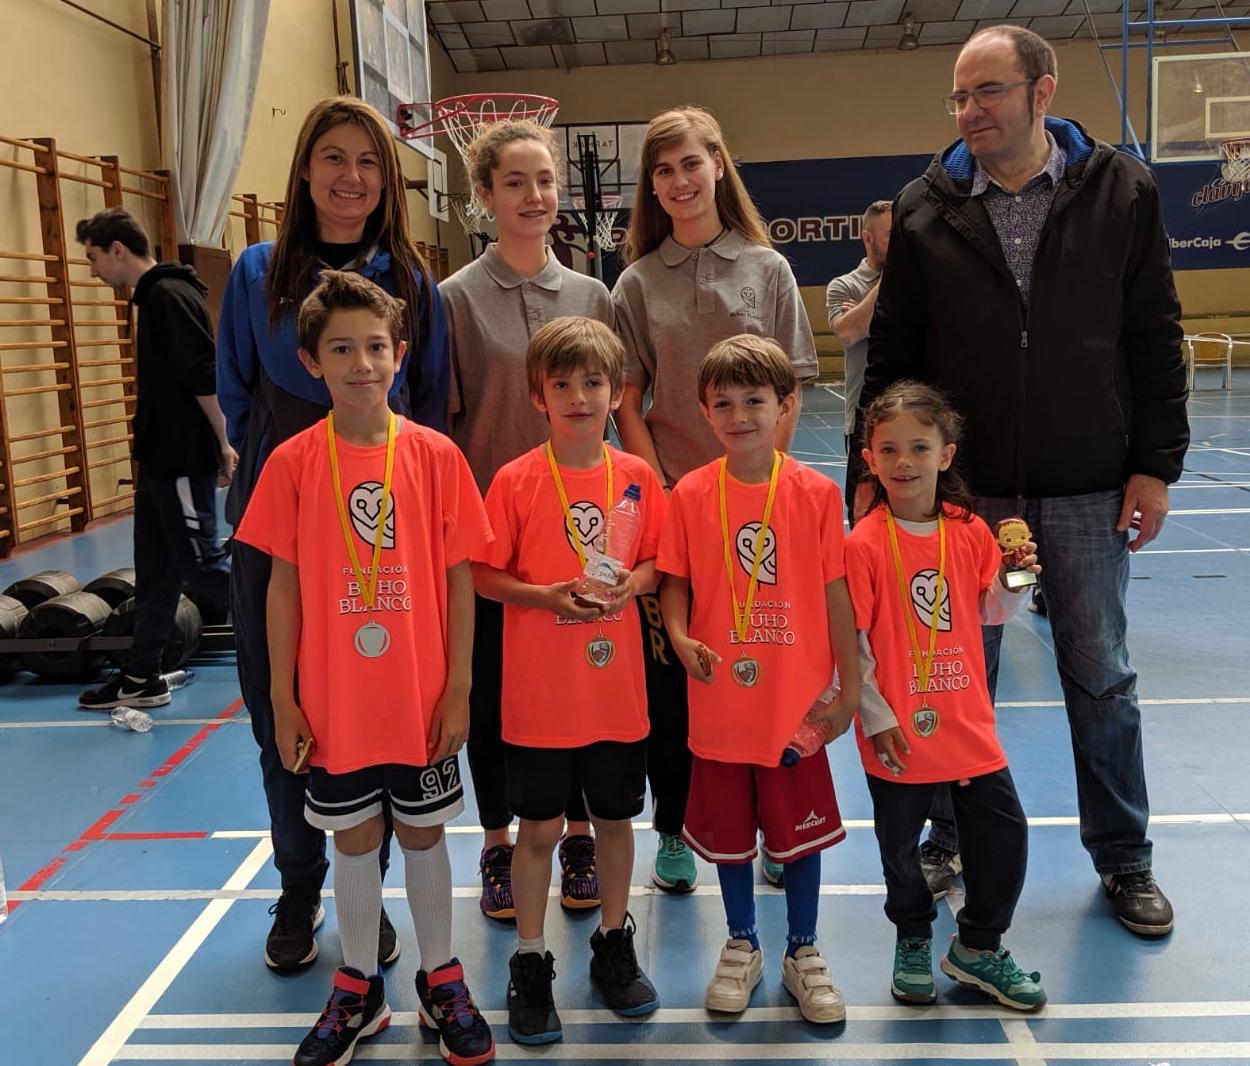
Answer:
[{"left": 846, "top": 382, "right": 1045, "bottom": 1013}]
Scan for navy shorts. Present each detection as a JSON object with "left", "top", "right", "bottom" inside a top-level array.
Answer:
[
  {"left": 505, "top": 740, "right": 647, "bottom": 822},
  {"left": 304, "top": 756, "right": 464, "bottom": 831}
]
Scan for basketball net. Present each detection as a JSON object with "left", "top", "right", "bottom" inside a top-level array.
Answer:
[
  {"left": 571, "top": 194, "right": 624, "bottom": 252},
  {"left": 1220, "top": 138, "right": 1250, "bottom": 185}
]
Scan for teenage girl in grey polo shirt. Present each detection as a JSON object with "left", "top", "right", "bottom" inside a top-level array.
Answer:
[
  {"left": 440, "top": 120, "right": 612, "bottom": 924},
  {"left": 614, "top": 106, "right": 819, "bottom": 893}
]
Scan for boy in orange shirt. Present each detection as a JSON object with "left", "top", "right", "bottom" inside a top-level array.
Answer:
[
  {"left": 657, "top": 335, "right": 860, "bottom": 1024},
  {"left": 472, "top": 316, "right": 665, "bottom": 1045},
  {"left": 235, "top": 272, "right": 496, "bottom": 1066}
]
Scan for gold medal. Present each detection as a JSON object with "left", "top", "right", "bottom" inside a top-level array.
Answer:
[
  {"left": 719, "top": 453, "right": 782, "bottom": 689},
  {"left": 884, "top": 507, "right": 946, "bottom": 738},
  {"left": 328, "top": 412, "right": 397, "bottom": 658}
]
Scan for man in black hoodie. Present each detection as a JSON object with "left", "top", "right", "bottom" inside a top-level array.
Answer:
[
  {"left": 863, "top": 26, "right": 1186, "bottom": 937},
  {"left": 76, "top": 207, "right": 237, "bottom": 711}
]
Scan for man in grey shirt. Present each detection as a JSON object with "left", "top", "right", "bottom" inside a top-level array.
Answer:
[{"left": 825, "top": 200, "right": 891, "bottom": 523}]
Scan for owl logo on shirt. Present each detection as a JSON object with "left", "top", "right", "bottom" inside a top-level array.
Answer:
[
  {"left": 910, "top": 568, "right": 951, "bottom": 632},
  {"left": 734, "top": 522, "right": 777, "bottom": 585},
  {"left": 563, "top": 501, "right": 605, "bottom": 554},
  {"left": 348, "top": 481, "right": 396, "bottom": 549},
  {"left": 734, "top": 286, "right": 761, "bottom": 320}
]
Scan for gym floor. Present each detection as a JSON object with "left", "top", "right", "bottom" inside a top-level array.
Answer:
[{"left": 2, "top": 378, "right": 1248, "bottom": 1065}]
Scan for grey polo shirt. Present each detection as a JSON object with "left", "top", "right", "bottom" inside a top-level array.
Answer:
[
  {"left": 613, "top": 229, "right": 819, "bottom": 487},
  {"left": 825, "top": 257, "right": 880, "bottom": 437},
  {"left": 441, "top": 244, "right": 613, "bottom": 492}
]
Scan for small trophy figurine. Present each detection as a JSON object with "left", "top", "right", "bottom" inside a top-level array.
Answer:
[{"left": 995, "top": 517, "right": 1038, "bottom": 590}]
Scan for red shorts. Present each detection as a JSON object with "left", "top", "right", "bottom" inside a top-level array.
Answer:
[{"left": 682, "top": 751, "right": 845, "bottom": 865}]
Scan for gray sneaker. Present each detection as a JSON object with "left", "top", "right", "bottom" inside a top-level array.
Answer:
[{"left": 919, "top": 840, "right": 962, "bottom": 899}]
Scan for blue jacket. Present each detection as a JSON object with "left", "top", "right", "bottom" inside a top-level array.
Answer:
[{"left": 217, "top": 241, "right": 449, "bottom": 523}]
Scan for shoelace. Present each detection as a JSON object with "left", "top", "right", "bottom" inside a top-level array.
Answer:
[
  {"left": 896, "top": 939, "right": 930, "bottom": 973},
  {"left": 315, "top": 986, "right": 362, "bottom": 1038},
  {"left": 983, "top": 947, "right": 1039, "bottom": 986},
  {"left": 1114, "top": 871, "right": 1158, "bottom": 897},
  {"left": 661, "top": 833, "right": 686, "bottom": 858},
  {"left": 482, "top": 848, "right": 513, "bottom": 889},
  {"left": 603, "top": 916, "right": 641, "bottom": 984},
  {"left": 562, "top": 838, "right": 596, "bottom": 877},
  {"left": 516, "top": 955, "right": 557, "bottom": 1005},
  {"left": 432, "top": 981, "right": 478, "bottom": 1030},
  {"left": 919, "top": 840, "right": 954, "bottom": 866},
  {"left": 268, "top": 893, "right": 314, "bottom": 935}
]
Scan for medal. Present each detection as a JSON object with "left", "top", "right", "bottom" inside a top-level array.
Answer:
[
  {"left": 547, "top": 442, "right": 619, "bottom": 662},
  {"left": 719, "top": 452, "right": 782, "bottom": 689},
  {"left": 884, "top": 507, "right": 946, "bottom": 738},
  {"left": 328, "top": 412, "right": 397, "bottom": 658}
]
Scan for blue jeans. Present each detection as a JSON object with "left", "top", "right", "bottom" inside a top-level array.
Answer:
[{"left": 927, "top": 490, "right": 1153, "bottom": 876}]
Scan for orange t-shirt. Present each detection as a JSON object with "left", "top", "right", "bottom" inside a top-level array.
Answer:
[
  {"left": 845, "top": 505, "right": 1007, "bottom": 784},
  {"left": 656, "top": 457, "right": 847, "bottom": 767},
  {"left": 475, "top": 445, "right": 667, "bottom": 748},
  {"left": 235, "top": 418, "right": 492, "bottom": 774}
]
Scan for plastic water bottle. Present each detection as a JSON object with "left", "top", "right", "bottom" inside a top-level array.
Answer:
[
  {"left": 577, "top": 484, "right": 644, "bottom": 606},
  {"left": 0, "top": 851, "right": 8, "bottom": 925},
  {"left": 162, "top": 668, "right": 193, "bottom": 690},
  {"left": 110, "top": 706, "right": 155, "bottom": 733},
  {"left": 780, "top": 685, "right": 837, "bottom": 768}
]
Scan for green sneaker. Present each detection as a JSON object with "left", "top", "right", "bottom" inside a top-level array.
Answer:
[
  {"left": 652, "top": 833, "right": 697, "bottom": 893},
  {"left": 761, "top": 856, "right": 784, "bottom": 887},
  {"left": 891, "top": 937, "right": 936, "bottom": 1004},
  {"left": 939, "top": 937, "right": 1047, "bottom": 1012}
]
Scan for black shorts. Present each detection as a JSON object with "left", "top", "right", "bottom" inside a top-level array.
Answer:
[
  {"left": 505, "top": 740, "right": 646, "bottom": 822},
  {"left": 304, "top": 756, "right": 464, "bottom": 831}
]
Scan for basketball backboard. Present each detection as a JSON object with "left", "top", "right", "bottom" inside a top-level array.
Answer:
[
  {"left": 552, "top": 121, "right": 647, "bottom": 213},
  {"left": 1152, "top": 51, "right": 1250, "bottom": 164}
]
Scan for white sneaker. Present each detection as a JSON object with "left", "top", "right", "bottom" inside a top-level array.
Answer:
[
  {"left": 782, "top": 946, "right": 846, "bottom": 1024},
  {"left": 704, "top": 938, "right": 763, "bottom": 1014}
]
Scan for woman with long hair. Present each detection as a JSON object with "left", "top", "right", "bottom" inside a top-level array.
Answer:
[{"left": 217, "top": 96, "right": 448, "bottom": 977}]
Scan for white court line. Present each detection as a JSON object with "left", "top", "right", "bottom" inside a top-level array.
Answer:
[
  {"left": 1136, "top": 547, "right": 1250, "bottom": 554},
  {"left": 1167, "top": 507, "right": 1250, "bottom": 515},
  {"left": 111, "top": 1040, "right": 1250, "bottom": 1061},
  {"left": 997, "top": 697, "right": 1250, "bottom": 706},
  {"left": 76, "top": 838, "right": 273, "bottom": 1066},
  {"left": 136, "top": 1000, "right": 1250, "bottom": 1028},
  {"left": 1001, "top": 1019, "right": 1046, "bottom": 1065}
]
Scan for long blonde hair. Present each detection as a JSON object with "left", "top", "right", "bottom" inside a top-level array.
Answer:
[
  {"left": 266, "top": 97, "right": 430, "bottom": 335},
  {"left": 622, "top": 106, "right": 771, "bottom": 264}
]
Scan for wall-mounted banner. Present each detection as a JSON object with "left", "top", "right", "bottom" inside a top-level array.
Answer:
[{"left": 737, "top": 153, "right": 1250, "bottom": 285}]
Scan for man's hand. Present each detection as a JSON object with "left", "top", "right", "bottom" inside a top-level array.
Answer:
[
  {"left": 672, "top": 632, "right": 720, "bottom": 684},
  {"left": 1117, "top": 473, "right": 1169, "bottom": 552},
  {"left": 217, "top": 443, "right": 239, "bottom": 488},
  {"left": 427, "top": 685, "right": 469, "bottom": 762},
  {"left": 871, "top": 727, "right": 910, "bottom": 775},
  {"left": 538, "top": 579, "right": 604, "bottom": 622},
  {"left": 273, "top": 698, "right": 314, "bottom": 773}
]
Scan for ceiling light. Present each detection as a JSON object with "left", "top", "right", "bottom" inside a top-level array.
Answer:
[
  {"left": 1193, "top": 75, "right": 1205, "bottom": 94},
  {"left": 898, "top": 14, "right": 920, "bottom": 50},
  {"left": 656, "top": 30, "right": 677, "bottom": 65}
]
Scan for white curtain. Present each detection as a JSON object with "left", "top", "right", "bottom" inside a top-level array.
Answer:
[{"left": 161, "top": 0, "right": 271, "bottom": 246}]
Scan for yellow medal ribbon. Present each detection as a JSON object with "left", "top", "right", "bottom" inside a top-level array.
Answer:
[
  {"left": 327, "top": 411, "right": 396, "bottom": 609},
  {"left": 545, "top": 441, "right": 612, "bottom": 569},
  {"left": 719, "top": 451, "right": 783, "bottom": 645},
  {"left": 884, "top": 506, "right": 946, "bottom": 702}
]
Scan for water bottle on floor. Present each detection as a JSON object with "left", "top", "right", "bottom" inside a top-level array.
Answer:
[
  {"left": 780, "top": 685, "right": 837, "bottom": 767},
  {"left": 577, "top": 484, "right": 643, "bottom": 606},
  {"left": 111, "top": 706, "right": 155, "bottom": 733},
  {"left": 162, "top": 668, "right": 193, "bottom": 690}
]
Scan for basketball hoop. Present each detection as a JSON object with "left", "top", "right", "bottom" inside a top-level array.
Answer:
[
  {"left": 398, "top": 94, "right": 560, "bottom": 154},
  {"left": 446, "top": 192, "right": 484, "bottom": 237},
  {"left": 1220, "top": 138, "right": 1250, "bottom": 184},
  {"left": 571, "top": 194, "right": 624, "bottom": 252}
]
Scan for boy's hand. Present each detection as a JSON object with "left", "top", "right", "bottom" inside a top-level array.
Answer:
[
  {"left": 428, "top": 686, "right": 469, "bottom": 762},
  {"left": 274, "top": 698, "right": 314, "bottom": 774},
  {"left": 806, "top": 695, "right": 856, "bottom": 742},
  {"left": 871, "top": 727, "right": 910, "bottom": 775},
  {"left": 599, "top": 567, "right": 636, "bottom": 616},
  {"left": 999, "top": 539, "right": 1041, "bottom": 590},
  {"left": 672, "top": 633, "right": 720, "bottom": 684},
  {"left": 539, "top": 579, "right": 605, "bottom": 622}
]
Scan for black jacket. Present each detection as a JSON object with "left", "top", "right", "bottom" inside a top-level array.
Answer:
[
  {"left": 131, "top": 262, "right": 220, "bottom": 478},
  {"left": 863, "top": 117, "right": 1189, "bottom": 499}
]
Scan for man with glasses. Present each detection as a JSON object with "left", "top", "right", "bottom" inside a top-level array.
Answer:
[
  {"left": 827, "top": 199, "right": 891, "bottom": 525},
  {"left": 862, "top": 25, "right": 1187, "bottom": 938}
]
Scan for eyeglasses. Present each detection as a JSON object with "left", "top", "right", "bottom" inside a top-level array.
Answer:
[{"left": 943, "top": 78, "right": 1038, "bottom": 115}]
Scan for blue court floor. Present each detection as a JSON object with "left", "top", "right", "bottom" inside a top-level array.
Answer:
[{"left": 2, "top": 378, "right": 1249, "bottom": 1064}]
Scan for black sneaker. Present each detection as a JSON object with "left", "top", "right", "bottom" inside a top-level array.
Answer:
[
  {"left": 265, "top": 889, "right": 325, "bottom": 970},
  {"left": 589, "top": 914, "right": 660, "bottom": 1017},
  {"left": 558, "top": 834, "right": 601, "bottom": 910},
  {"left": 506, "top": 950, "right": 562, "bottom": 1045},
  {"left": 479, "top": 844, "right": 516, "bottom": 921},
  {"left": 416, "top": 957, "right": 496, "bottom": 1065},
  {"left": 919, "top": 840, "right": 963, "bottom": 900},
  {"left": 1103, "top": 871, "right": 1174, "bottom": 936},
  {"left": 1029, "top": 587, "right": 1048, "bottom": 617},
  {"left": 378, "top": 906, "right": 400, "bottom": 966},
  {"left": 294, "top": 966, "right": 390, "bottom": 1066},
  {"left": 79, "top": 671, "right": 170, "bottom": 710}
]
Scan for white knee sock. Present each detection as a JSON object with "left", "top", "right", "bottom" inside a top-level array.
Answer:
[
  {"left": 402, "top": 836, "right": 453, "bottom": 973},
  {"left": 333, "top": 843, "right": 382, "bottom": 976}
]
